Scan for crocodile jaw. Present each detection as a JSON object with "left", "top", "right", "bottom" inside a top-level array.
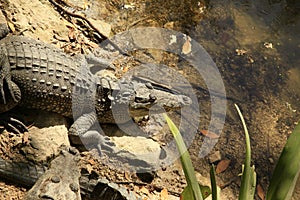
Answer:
[{"left": 128, "top": 83, "right": 192, "bottom": 117}]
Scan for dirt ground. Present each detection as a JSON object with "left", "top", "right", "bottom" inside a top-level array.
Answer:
[{"left": 0, "top": 0, "right": 299, "bottom": 199}]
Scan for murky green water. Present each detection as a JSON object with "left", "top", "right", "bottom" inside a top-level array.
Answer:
[{"left": 70, "top": 0, "right": 300, "bottom": 198}]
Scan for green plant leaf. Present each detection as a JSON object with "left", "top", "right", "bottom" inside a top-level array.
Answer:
[
  {"left": 181, "top": 185, "right": 211, "bottom": 199},
  {"left": 163, "top": 113, "right": 203, "bottom": 200},
  {"left": 235, "top": 104, "right": 256, "bottom": 200},
  {"left": 210, "top": 165, "right": 220, "bottom": 200},
  {"left": 266, "top": 121, "right": 300, "bottom": 200}
]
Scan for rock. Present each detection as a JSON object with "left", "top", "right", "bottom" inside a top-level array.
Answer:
[
  {"left": 111, "top": 136, "right": 163, "bottom": 171},
  {"left": 0, "top": 10, "right": 9, "bottom": 39},
  {"left": 21, "top": 111, "right": 69, "bottom": 163},
  {"left": 87, "top": 18, "right": 111, "bottom": 38},
  {"left": 112, "top": 136, "right": 161, "bottom": 155},
  {"left": 208, "top": 150, "right": 222, "bottom": 163},
  {"left": 4, "top": 0, "right": 72, "bottom": 43}
]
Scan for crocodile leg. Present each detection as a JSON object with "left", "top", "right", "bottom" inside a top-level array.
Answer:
[
  {"left": 68, "top": 113, "right": 118, "bottom": 155},
  {"left": 0, "top": 73, "right": 27, "bottom": 134},
  {"left": 0, "top": 51, "right": 20, "bottom": 105}
]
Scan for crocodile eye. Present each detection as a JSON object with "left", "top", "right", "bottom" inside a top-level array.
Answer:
[
  {"left": 149, "top": 94, "right": 157, "bottom": 101},
  {"left": 122, "top": 91, "right": 132, "bottom": 97}
]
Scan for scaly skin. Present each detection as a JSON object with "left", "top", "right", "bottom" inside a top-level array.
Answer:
[
  {"left": 0, "top": 147, "right": 139, "bottom": 200},
  {"left": 0, "top": 36, "right": 191, "bottom": 127},
  {"left": 0, "top": 35, "right": 190, "bottom": 199},
  {"left": 0, "top": 35, "right": 191, "bottom": 151}
]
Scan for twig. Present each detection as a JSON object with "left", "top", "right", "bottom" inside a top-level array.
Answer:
[
  {"left": 48, "top": 0, "right": 129, "bottom": 56},
  {"left": 48, "top": 0, "right": 107, "bottom": 40}
]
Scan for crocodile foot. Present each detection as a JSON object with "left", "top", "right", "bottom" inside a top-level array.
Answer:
[
  {"left": 0, "top": 113, "right": 28, "bottom": 134},
  {"left": 80, "top": 130, "right": 118, "bottom": 155},
  {"left": 68, "top": 127, "right": 118, "bottom": 156}
]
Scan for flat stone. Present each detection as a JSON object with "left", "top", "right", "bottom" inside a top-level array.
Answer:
[
  {"left": 112, "top": 136, "right": 160, "bottom": 155},
  {"left": 21, "top": 111, "right": 69, "bottom": 163},
  {"left": 111, "top": 136, "right": 163, "bottom": 170},
  {"left": 208, "top": 150, "right": 222, "bottom": 163},
  {"left": 88, "top": 18, "right": 111, "bottom": 38}
]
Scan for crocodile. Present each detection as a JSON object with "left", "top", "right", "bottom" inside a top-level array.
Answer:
[
  {"left": 0, "top": 146, "right": 139, "bottom": 200},
  {"left": 0, "top": 35, "right": 191, "bottom": 152}
]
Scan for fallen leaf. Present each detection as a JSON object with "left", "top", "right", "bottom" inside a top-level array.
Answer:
[
  {"left": 124, "top": 171, "right": 130, "bottom": 181},
  {"left": 182, "top": 36, "right": 192, "bottom": 54},
  {"left": 88, "top": 159, "right": 95, "bottom": 165},
  {"left": 122, "top": 66, "right": 129, "bottom": 73},
  {"left": 140, "top": 186, "right": 150, "bottom": 195},
  {"left": 257, "top": 184, "right": 265, "bottom": 200},
  {"left": 235, "top": 48, "right": 247, "bottom": 56},
  {"left": 87, "top": 41, "right": 99, "bottom": 48},
  {"left": 200, "top": 130, "right": 220, "bottom": 139},
  {"left": 248, "top": 56, "right": 255, "bottom": 63},
  {"left": 7, "top": 21, "right": 15, "bottom": 32},
  {"left": 68, "top": 26, "right": 77, "bottom": 41},
  {"left": 216, "top": 159, "right": 231, "bottom": 174},
  {"left": 160, "top": 188, "right": 168, "bottom": 200},
  {"left": 264, "top": 42, "right": 273, "bottom": 49},
  {"left": 22, "top": 132, "right": 30, "bottom": 144},
  {"left": 85, "top": 164, "right": 93, "bottom": 174}
]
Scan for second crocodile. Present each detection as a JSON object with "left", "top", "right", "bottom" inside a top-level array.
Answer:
[{"left": 0, "top": 146, "right": 139, "bottom": 200}]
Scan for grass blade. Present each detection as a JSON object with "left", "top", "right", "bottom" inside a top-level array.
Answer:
[
  {"left": 210, "top": 164, "right": 220, "bottom": 200},
  {"left": 163, "top": 113, "right": 203, "bottom": 200},
  {"left": 235, "top": 104, "right": 256, "bottom": 200}
]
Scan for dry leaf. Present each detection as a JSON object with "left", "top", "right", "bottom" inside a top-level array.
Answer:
[
  {"left": 22, "top": 132, "right": 30, "bottom": 144},
  {"left": 257, "top": 184, "right": 265, "bottom": 200},
  {"left": 216, "top": 159, "right": 231, "bottom": 174},
  {"left": 68, "top": 26, "right": 77, "bottom": 41},
  {"left": 88, "top": 159, "right": 95, "bottom": 165},
  {"left": 160, "top": 188, "right": 168, "bottom": 200},
  {"left": 85, "top": 164, "right": 93, "bottom": 174},
  {"left": 264, "top": 42, "right": 273, "bottom": 49},
  {"left": 7, "top": 21, "right": 15, "bottom": 32},
  {"left": 182, "top": 36, "right": 192, "bottom": 54},
  {"left": 200, "top": 130, "right": 220, "bottom": 139},
  {"left": 124, "top": 171, "right": 130, "bottom": 181},
  {"left": 140, "top": 186, "right": 150, "bottom": 195},
  {"left": 235, "top": 49, "right": 247, "bottom": 56},
  {"left": 122, "top": 66, "right": 129, "bottom": 73},
  {"left": 87, "top": 41, "right": 99, "bottom": 48}
]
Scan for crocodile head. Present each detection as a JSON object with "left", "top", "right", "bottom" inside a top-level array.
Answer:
[
  {"left": 127, "top": 81, "right": 192, "bottom": 117},
  {"left": 94, "top": 68, "right": 192, "bottom": 123},
  {"left": 98, "top": 76, "right": 192, "bottom": 124}
]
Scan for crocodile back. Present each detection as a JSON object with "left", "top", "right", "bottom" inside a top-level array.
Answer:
[{"left": 0, "top": 36, "right": 85, "bottom": 117}]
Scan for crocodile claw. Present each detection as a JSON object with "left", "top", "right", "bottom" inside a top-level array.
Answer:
[{"left": 0, "top": 114, "right": 28, "bottom": 134}]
